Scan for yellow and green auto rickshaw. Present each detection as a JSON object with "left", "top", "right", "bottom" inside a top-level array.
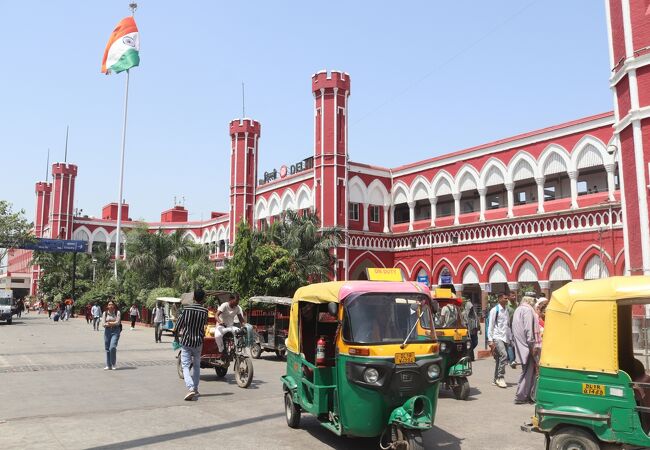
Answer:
[
  {"left": 523, "top": 276, "right": 650, "bottom": 449},
  {"left": 281, "top": 281, "right": 442, "bottom": 450},
  {"left": 433, "top": 288, "right": 472, "bottom": 400}
]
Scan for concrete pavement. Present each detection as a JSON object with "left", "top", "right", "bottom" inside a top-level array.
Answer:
[{"left": 0, "top": 314, "right": 544, "bottom": 449}]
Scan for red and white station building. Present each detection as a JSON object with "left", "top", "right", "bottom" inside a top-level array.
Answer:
[{"left": 6, "top": 1, "right": 650, "bottom": 313}]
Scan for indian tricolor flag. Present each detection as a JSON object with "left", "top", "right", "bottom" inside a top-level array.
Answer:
[{"left": 101, "top": 16, "right": 140, "bottom": 74}]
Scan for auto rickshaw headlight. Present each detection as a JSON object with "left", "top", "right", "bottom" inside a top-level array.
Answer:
[
  {"left": 466, "top": 340, "right": 471, "bottom": 349},
  {"left": 440, "top": 342, "right": 447, "bottom": 352},
  {"left": 426, "top": 364, "right": 440, "bottom": 380},
  {"left": 363, "top": 367, "right": 379, "bottom": 384}
]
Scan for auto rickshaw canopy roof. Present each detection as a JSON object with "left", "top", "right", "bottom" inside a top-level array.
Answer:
[
  {"left": 248, "top": 296, "right": 293, "bottom": 306},
  {"left": 541, "top": 276, "right": 650, "bottom": 374},
  {"left": 287, "top": 281, "right": 431, "bottom": 353}
]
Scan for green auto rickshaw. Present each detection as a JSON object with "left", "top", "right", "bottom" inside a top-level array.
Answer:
[
  {"left": 281, "top": 281, "right": 442, "bottom": 449},
  {"left": 433, "top": 288, "right": 472, "bottom": 400},
  {"left": 523, "top": 276, "right": 650, "bottom": 449}
]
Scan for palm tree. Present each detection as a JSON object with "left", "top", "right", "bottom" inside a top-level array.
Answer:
[
  {"left": 126, "top": 228, "right": 197, "bottom": 288},
  {"left": 259, "top": 210, "right": 341, "bottom": 282}
]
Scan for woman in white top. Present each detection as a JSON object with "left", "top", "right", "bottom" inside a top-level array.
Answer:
[
  {"left": 103, "top": 300, "right": 122, "bottom": 370},
  {"left": 129, "top": 304, "right": 140, "bottom": 330}
]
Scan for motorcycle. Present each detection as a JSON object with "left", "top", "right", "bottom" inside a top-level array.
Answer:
[{"left": 177, "top": 323, "right": 255, "bottom": 388}]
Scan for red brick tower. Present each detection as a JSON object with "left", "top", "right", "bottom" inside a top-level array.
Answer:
[
  {"left": 229, "top": 119, "right": 261, "bottom": 245},
  {"left": 34, "top": 181, "right": 52, "bottom": 238},
  {"left": 48, "top": 163, "right": 77, "bottom": 240},
  {"left": 606, "top": 0, "right": 650, "bottom": 274},
  {"left": 312, "top": 70, "right": 351, "bottom": 279}
]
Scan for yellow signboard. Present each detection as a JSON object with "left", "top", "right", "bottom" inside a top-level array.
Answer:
[{"left": 366, "top": 268, "right": 405, "bottom": 282}]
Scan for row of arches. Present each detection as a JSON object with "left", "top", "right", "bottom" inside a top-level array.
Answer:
[
  {"left": 254, "top": 185, "right": 313, "bottom": 220},
  {"left": 72, "top": 224, "right": 230, "bottom": 256},
  {"left": 390, "top": 135, "right": 618, "bottom": 228}
]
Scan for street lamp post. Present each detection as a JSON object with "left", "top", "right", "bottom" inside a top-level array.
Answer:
[{"left": 92, "top": 257, "right": 97, "bottom": 282}]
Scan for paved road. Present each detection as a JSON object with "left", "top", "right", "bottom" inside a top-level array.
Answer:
[{"left": 0, "top": 314, "right": 544, "bottom": 449}]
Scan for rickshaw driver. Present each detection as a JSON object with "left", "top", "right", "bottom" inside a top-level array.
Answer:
[{"left": 215, "top": 294, "right": 247, "bottom": 356}]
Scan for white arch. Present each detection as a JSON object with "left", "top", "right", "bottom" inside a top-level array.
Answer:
[
  {"left": 73, "top": 226, "right": 91, "bottom": 242},
  {"left": 462, "top": 264, "right": 480, "bottom": 285},
  {"left": 409, "top": 176, "right": 432, "bottom": 202},
  {"left": 91, "top": 228, "right": 109, "bottom": 247},
  {"left": 216, "top": 226, "right": 227, "bottom": 242},
  {"left": 480, "top": 159, "right": 509, "bottom": 187},
  {"left": 209, "top": 229, "right": 217, "bottom": 243},
  {"left": 201, "top": 229, "right": 210, "bottom": 243},
  {"left": 455, "top": 165, "right": 481, "bottom": 193},
  {"left": 348, "top": 176, "right": 367, "bottom": 204},
  {"left": 107, "top": 230, "right": 127, "bottom": 252},
  {"left": 268, "top": 193, "right": 281, "bottom": 217},
  {"left": 181, "top": 230, "right": 199, "bottom": 243},
  {"left": 584, "top": 254, "right": 609, "bottom": 279},
  {"left": 254, "top": 197, "right": 268, "bottom": 220},
  {"left": 488, "top": 262, "right": 508, "bottom": 283},
  {"left": 392, "top": 181, "right": 410, "bottom": 204},
  {"left": 571, "top": 135, "right": 607, "bottom": 170},
  {"left": 549, "top": 258, "right": 572, "bottom": 281},
  {"left": 431, "top": 170, "right": 455, "bottom": 198},
  {"left": 539, "top": 144, "right": 572, "bottom": 176},
  {"left": 367, "top": 179, "right": 390, "bottom": 206},
  {"left": 517, "top": 261, "right": 538, "bottom": 282},
  {"left": 508, "top": 151, "right": 539, "bottom": 182},
  {"left": 296, "top": 184, "right": 313, "bottom": 210},
  {"left": 280, "top": 189, "right": 296, "bottom": 212}
]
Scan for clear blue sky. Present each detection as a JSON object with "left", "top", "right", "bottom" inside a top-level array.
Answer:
[{"left": 0, "top": 0, "right": 611, "bottom": 223}]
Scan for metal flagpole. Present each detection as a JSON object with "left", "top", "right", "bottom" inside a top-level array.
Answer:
[{"left": 114, "top": 68, "right": 130, "bottom": 278}]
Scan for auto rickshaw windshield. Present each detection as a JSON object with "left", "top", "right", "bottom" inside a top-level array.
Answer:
[{"left": 342, "top": 293, "right": 435, "bottom": 344}]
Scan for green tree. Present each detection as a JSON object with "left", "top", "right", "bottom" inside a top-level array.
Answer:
[
  {"left": 260, "top": 210, "right": 341, "bottom": 282},
  {"left": 125, "top": 226, "right": 196, "bottom": 289},
  {"left": 0, "top": 200, "right": 34, "bottom": 263}
]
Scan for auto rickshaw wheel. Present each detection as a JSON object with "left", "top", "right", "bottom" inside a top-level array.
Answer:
[
  {"left": 234, "top": 357, "right": 254, "bottom": 388},
  {"left": 549, "top": 426, "right": 600, "bottom": 450},
  {"left": 214, "top": 366, "right": 227, "bottom": 378},
  {"left": 452, "top": 377, "right": 470, "bottom": 400},
  {"left": 404, "top": 429, "right": 424, "bottom": 450},
  {"left": 284, "top": 392, "right": 301, "bottom": 428},
  {"left": 250, "top": 343, "right": 262, "bottom": 359}
]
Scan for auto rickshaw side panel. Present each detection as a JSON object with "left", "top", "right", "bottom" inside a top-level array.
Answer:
[
  {"left": 284, "top": 349, "right": 337, "bottom": 417},
  {"left": 535, "top": 362, "right": 650, "bottom": 447}
]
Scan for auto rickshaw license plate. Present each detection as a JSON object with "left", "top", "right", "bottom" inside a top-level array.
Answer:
[
  {"left": 582, "top": 383, "right": 605, "bottom": 396},
  {"left": 395, "top": 352, "right": 416, "bottom": 364}
]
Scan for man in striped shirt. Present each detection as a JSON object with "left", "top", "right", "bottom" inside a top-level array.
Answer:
[{"left": 175, "top": 288, "right": 208, "bottom": 401}]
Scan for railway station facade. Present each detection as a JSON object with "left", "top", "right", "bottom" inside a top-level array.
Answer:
[{"left": 7, "top": 1, "right": 650, "bottom": 315}]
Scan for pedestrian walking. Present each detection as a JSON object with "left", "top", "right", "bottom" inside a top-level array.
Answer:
[
  {"left": 129, "top": 304, "right": 140, "bottom": 330},
  {"left": 462, "top": 300, "right": 481, "bottom": 361},
  {"left": 487, "top": 292, "right": 511, "bottom": 388},
  {"left": 85, "top": 304, "right": 92, "bottom": 324},
  {"left": 91, "top": 303, "right": 102, "bottom": 331},
  {"left": 151, "top": 302, "right": 166, "bottom": 343},
  {"left": 512, "top": 296, "right": 541, "bottom": 404},
  {"left": 16, "top": 298, "right": 23, "bottom": 318},
  {"left": 47, "top": 302, "right": 53, "bottom": 318},
  {"left": 102, "top": 300, "right": 122, "bottom": 370},
  {"left": 505, "top": 291, "right": 518, "bottom": 368},
  {"left": 175, "top": 288, "right": 208, "bottom": 401}
]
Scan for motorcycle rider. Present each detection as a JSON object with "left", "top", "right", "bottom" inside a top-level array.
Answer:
[{"left": 215, "top": 294, "right": 246, "bottom": 357}]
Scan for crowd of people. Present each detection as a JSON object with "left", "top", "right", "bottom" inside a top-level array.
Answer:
[{"left": 484, "top": 290, "right": 549, "bottom": 404}]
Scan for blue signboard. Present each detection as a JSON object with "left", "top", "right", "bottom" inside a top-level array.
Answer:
[
  {"left": 416, "top": 275, "right": 429, "bottom": 286},
  {"left": 24, "top": 239, "right": 88, "bottom": 253},
  {"left": 439, "top": 274, "right": 452, "bottom": 285}
]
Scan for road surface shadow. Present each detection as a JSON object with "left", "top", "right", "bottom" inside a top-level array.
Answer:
[
  {"left": 85, "top": 412, "right": 285, "bottom": 450},
  {"left": 301, "top": 417, "right": 463, "bottom": 449}
]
